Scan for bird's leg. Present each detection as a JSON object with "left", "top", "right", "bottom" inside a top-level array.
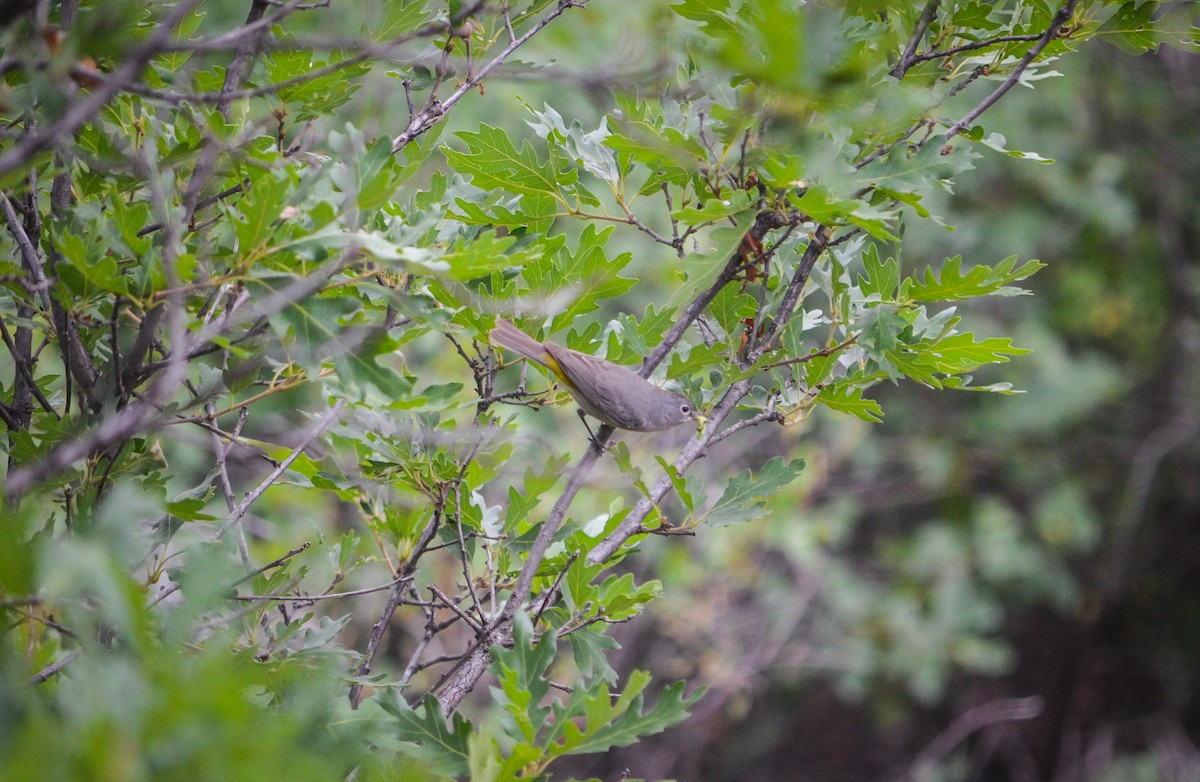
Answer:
[{"left": 577, "top": 408, "right": 607, "bottom": 452}]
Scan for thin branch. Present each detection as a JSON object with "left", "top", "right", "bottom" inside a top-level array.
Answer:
[
  {"left": 230, "top": 542, "right": 311, "bottom": 588},
  {"left": 349, "top": 484, "right": 450, "bottom": 709},
  {"left": 759, "top": 333, "right": 859, "bottom": 371},
  {"left": 30, "top": 649, "right": 82, "bottom": 684},
  {"left": 502, "top": 0, "right": 516, "bottom": 41},
  {"left": 150, "top": 542, "right": 311, "bottom": 608},
  {"left": 210, "top": 404, "right": 252, "bottom": 566},
  {"left": 410, "top": 652, "right": 470, "bottom": 675},
  {"left": 901, "top": 696, "right": 1044, "bottom": 781},
  {"left": 854, "top": 118, "right": 931, "bottom": 170},
  {"left": 705, "top": 405, "right": 784, "bottom": 447},
  {"left": 6, "top": 603, "right": 79, "bottom": 639},
  {"left": 533, "top": 551, "right": 576, "bottom": 625},
  {"left": 430, "top": 584, "right": 484, "bottom": 633},
  {"left": 400, "top": 585, "right": 438, "bottom": 684},
  {"left": 1106, "top": 408, "right": 1200, "bottom": 600},
  {"left": 137, "top": 180, "right": 248, "bottom": 236},
  {"left": 661, "top": 183, "right": 683, "bottom": 257},
  {"left": 234, "top": 575, "right": 411, "bottom": 602},
  {"left": 212, "top": 399, "right": 346, "bottom": 541},
  {"left": 0, "top": 314, "right": 58, "bottom": 418},
  {"left": 569, "top": 208, "right": 677, "bottom": 248},
  {"left": 944, "top": 1, "right": 1077, "bottom": 141},
  {"left": 908, "top": 32, "right": 1045, "bottom": 66},
  {"left": 391, "top": 0, "right": 585, "bottom": 153},
  {"left": 452, "top": 483, "right": 487, "bottom": 626}
]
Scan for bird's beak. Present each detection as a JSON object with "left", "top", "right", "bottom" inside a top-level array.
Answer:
[{"left": 693, "top": 412, "right": 707, "bottom": 431}]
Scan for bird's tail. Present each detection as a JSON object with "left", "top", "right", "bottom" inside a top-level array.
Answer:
[{"left": 489, "top": 318, "right": 551, "bottom": 367}]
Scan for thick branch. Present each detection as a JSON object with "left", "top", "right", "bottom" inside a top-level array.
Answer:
[
  {"left": 890, "top": 0, "right": 941, "bottom": 79},
  {"left": 218, "top": 0, "right": 271, "bottom": 117},
  {"left": 1, "top": 191, "right": 98, "bottom": 409},
  {"left": 749, "top": 225, "right": 832, "bottom": 362}
]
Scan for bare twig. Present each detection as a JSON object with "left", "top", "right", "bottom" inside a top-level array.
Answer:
[
  {"left": 30, "top": 649, "right": 82, "bottom": 684},
  {"left": 944, "top": 1, "right": 1077, "bottom": 141},
  {"left": 212, "top": 399, "right": 346, "bottom": 541},
  {"left": 430, "top": 584, "right": 484, "bottom": 633},
  {"left": 209, "top": 405, "right": 252, "bottom": 566},
  {"left": 391, "top": 0, "right": 585, "bottom": 153},
  {"left": 908, "top": 32, "right": 1045, "bottom": 66},
  {"left": 900, "top": 696, "right": 1045, "bottom": 781},
  {"left": 234, "top": 575, "right": 411, "bottom": 602},
  {"left": 349, "top": 484, "right": 450, "bottom": 709}
]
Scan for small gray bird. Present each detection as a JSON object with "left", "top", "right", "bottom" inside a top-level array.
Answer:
[{"left": 489, "top": 318, "right": 705, "bottom": 432}]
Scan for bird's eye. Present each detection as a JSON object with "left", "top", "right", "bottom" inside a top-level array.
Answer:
[{"left": 681, "top": 404, "right": 691, "bottom": 414}]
